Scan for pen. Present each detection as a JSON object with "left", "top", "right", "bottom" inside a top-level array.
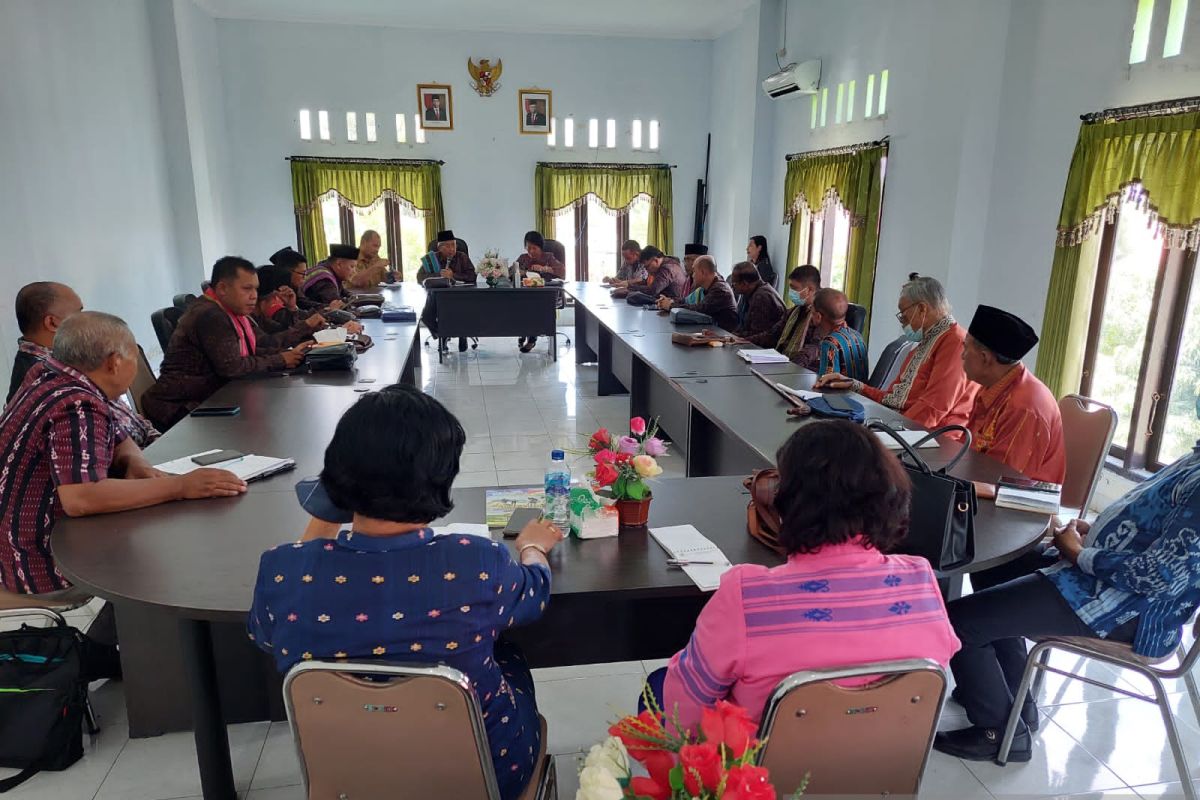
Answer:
[{"left": 667, "top": 559, "right": 724, "bottom": 566}]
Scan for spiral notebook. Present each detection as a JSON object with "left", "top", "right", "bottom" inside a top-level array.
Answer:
[{"left": 649, "top": 525, "right": 732, "bottom": 591}]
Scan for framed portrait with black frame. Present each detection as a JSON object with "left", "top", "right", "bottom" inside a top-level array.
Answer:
[
  {"left": 418, "top": 83, "right": 453, "bottom": 130},
  {"left": 518, "top": 88, "right": 552, "bottom": 135}
]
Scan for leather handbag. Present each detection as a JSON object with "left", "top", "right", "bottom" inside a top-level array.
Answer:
[
  {"left": 743, "top": 468, "right": 786, "bottom": 556},
  {"left": 868, "top": 422, "right": 977, "bottom": 571},
  {"left": 670, "top": 308, "right": 714, "bottom": 325}
]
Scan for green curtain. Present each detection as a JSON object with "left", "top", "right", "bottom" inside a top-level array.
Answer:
[
  {"left": 1035, "top": 111, "right": 1200, "bottom": 398},
  {"left": 533, "top": 164, "right": 673, "bottom": 251},
  {"left": 290, "top": 159, "right": 446, "bottom": 264},
  {"left": 781, "top": 143, "right": 888, "bottom": 335}
]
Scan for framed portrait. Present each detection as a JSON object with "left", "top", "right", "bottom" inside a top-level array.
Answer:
[
  {"left": 417, "top": 83, "right": 453, "bottom": 130},
  {"left": 518, "top": 89, "right": 552, "bottom": 135}
]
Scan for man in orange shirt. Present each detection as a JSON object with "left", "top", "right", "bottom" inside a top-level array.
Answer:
[{"left": 962, "top": 305, "right": 1066, "bottom": 486}]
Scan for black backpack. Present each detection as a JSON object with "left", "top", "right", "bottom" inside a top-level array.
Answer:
[{"left": 0, "top": 621, "right": 89, "bottom": 791}]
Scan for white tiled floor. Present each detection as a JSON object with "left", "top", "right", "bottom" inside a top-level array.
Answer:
[{"left": 3, "top": 330, "right": 1198, "bottom": 799}]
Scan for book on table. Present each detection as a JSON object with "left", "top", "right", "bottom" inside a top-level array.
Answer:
[
  {"left": 649, "top": 525, "right": 733, "bottom": 591},
  {"left": 736, "top": 349, "right": 790, "bottom": 364},
  {"left": 154, "top": 450, "right": 296, "bottom": 483},
  {"left": 995, "top": 485, "right": 1062, "bottom": 514}
]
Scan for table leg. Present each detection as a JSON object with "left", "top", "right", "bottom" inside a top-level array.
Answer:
[
  {"left": 574, "top": 303, "right": 597, "bottom": 364},
  {"left": 179, "top": 619, "right": 237, "bottom": 800}
]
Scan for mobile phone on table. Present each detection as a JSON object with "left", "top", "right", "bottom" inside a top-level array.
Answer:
[
  {"left": 824, "top": 394, "right": 855, "bottom": 412},
  {"left": 998, "top": 476, "right": 1062, "bottom": 494},
  {"left": 190, "top": 406, "right": 240, "bottom": 417},
  {"left": 503, "top": 507, "right": 544, "bottom": 538},
  {"left": 191, "top": 449, "right": 243, "bottom": 466}
]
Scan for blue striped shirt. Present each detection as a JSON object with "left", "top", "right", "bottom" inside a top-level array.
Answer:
[{"left": 818, "top": 324, "right": 870, "bottom": 382}]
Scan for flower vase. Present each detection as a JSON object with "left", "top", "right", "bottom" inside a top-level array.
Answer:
[{"left": 615, "top": 494, "right": 652, "bottom": 527}]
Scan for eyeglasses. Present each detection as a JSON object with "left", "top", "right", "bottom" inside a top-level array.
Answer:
[{"left": 895, "top": 303, "right": 916, "bottom": 323}]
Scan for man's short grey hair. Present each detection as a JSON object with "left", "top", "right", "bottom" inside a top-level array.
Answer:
[
  {"left": 52, "top": 311, "right": 136, "bottom": 371},
  {"left": 693, "top": 255, "right": 717, "bottom": 274},
  {"left": 900, "top": 275, "right": 951, "bottom": 316}
]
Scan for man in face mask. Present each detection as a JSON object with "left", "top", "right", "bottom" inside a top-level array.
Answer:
[{"left": 742, "top": 265, "right": 821, "bottom": 366}]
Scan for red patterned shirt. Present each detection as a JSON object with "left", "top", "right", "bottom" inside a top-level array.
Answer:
[{"left": 0, "top": 359, "right": 126, "bottom": 593}]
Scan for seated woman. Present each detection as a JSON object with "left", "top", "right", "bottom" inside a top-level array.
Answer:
[
  {"left": 816, "top": 274, "right": 977, "bottom": 428},
  {"left": 247, "top": 385, "right": 563, "bottom": 800},
  {"left": 647, "top": 420, "right": 960, "bottom": 730}
]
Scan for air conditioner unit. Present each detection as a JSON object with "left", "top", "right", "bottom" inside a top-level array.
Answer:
[{"left": 762, "top": 59, "right": 821, "bottom": 99}]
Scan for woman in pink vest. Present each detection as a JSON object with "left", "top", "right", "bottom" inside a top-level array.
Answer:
[{"left": 651, "top": 420, "right": 961, "bottom": 730}]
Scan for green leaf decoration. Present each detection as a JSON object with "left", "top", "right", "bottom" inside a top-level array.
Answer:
[
  {"left": 668, "top": 764, "right": 686, "bottom": 792},
  {"left": 625, "top": 480, "right": 647, "bottom": 500}
]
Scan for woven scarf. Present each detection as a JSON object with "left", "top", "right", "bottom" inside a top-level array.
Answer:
[
  {"left": 879, "top": 315, "right": 955, "bottom": 410},
  {"left": 203, "top": 288, "right": 256, "bottom": 357},
  {"left": 300, "top": 264, "right": 340, "bottom": 294},
  {"left": 777, "top": 306, "right": 812, "bottom": 360},
  {"left": 420, "top": 252, "right": 441, "bottom": 274}
]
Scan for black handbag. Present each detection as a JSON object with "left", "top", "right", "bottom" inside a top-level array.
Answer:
[
  {"left": 0, "top": 622, "right": 88, "bottom": 791},
  {"left": 868, "top": 422, "right": 977, "bottom": 572}
]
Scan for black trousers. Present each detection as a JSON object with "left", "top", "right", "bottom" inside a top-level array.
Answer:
[{"left": 949, "top": 547, "right": 1135, "bottom": 729}]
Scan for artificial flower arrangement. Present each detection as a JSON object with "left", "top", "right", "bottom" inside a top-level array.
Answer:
[
  {"left": 576, "top": 691, "right": 802, "bottom": 799},
  {"left": 584, "top": 417, "right": 666, "bottom": 501},
  {"left": 477, "top": 250, "right": 510, "bottom": 286},
  {"left": 522, "top": 272, "right": 546, "bottom": 287}
]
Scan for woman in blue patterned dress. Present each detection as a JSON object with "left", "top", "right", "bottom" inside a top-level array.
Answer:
[{"left": 248, "top": 385, "right": 563, "bottom": 800}]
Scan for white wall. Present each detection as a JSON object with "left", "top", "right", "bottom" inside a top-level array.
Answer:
[
  {"left": 214, "top": 19, "right": 713, "bottom": 265},
  {"left": 0, "top": 0, "right": 187, "bottom": 370}
]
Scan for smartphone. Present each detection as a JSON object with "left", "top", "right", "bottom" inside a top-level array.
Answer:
[
  {"left": 998, "top": 476, "right": 1062, "bottom": 494},
  {"left": 502, "top": 507, "right": 544, "bottom": 538},
  {"left": 190, "top": 406, "right": 240, "bottom": 417},
  {"left": 191, "top": 449, "right": 243, "bottom": 466},
  {"left": 824, "top": 394, "right": 855, "bottom": 412}
]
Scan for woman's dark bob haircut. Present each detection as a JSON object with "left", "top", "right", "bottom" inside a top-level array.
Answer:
[
  {"left": 773, "top": 420, "right": 911, "bottom": 554},
  {"left": 321, "top": 384, "right": 466, "bottom": 523}
]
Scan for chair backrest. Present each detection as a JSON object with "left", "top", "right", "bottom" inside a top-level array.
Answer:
[
  {"left": 127, "top": 344, "right": 156, "bottom": 416},
  {"left": 544, "top": 238, "right": 567, "bottom": 266},
  {"left": 149, "top": 308, "right": 178, "bottom": 351},
  {"left": 846, "top": 302, "right": 867, "bottom": 333},
  {"left": 172, "top": 293, "right": 196, "bottom": 311},
  {"left": 283, "top": 661, "right": 501, "bottom": 800},
  {"left": 1058, "top": 394, "right": 1117, "bottom": 513},
  {"left": 756, "top": 659, "right": 946, "bottom": 798},
  {"left": 868, "top": 335, "right": 918, "bottom": 389},
  {"left": 426, "top": 238, "right": 471, "bottom": 257}
]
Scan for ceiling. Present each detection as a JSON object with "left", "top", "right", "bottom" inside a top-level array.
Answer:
[{"left": 194, "top": 0, "right": 755, "bottom": 40}]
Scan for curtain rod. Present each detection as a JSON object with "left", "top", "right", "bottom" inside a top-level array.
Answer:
[
  {"left": 536, "top": 162, "right": 676, "bottom": 169},
  {"left": 286, "top": 156, "right": 446, "bottom": 165},
  {"left": 1081, "top": 95, "right": 1200, "bottom": 123},
  {"left": 786, "top": 137, "right": 889, "bottom": 161}
]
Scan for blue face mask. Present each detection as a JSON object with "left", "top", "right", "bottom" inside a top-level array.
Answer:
[
  {"left": 788, "top": 289, "right": 806, "bottom": 307},
  {"left": 902, "top": 323, "right": 922, "bottom": 342}
]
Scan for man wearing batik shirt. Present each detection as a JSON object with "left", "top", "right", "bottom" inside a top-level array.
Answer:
[
  {"left": 627, "top": 246, "right": 687, "bottom": 300},
  {"left": 729, "top": 261, "right": 785, "bottom": 342},
  {"left": 812, "top": 288, "right": 870, "bottom": 382},
  {"left": 419, "top": 229, "right": 477, "bottom": 284},
  {"left": 962, "top": 305, "right": 1066, "bottom": 487},
  {"left": 678, "top": 243, "right": 708, "bottom": 301},
  {"left": 604, "top": 239, "right": 646, "bottom": 286},
  {"left": 655, "top": 256, "right": 737, "bottom": 330},
  {"left": 301, "top": 244, "right": 358, "bottom": 307},
  {"left": 0, "top": 312, "right": 246, "bottom": 599},
  {"left": 270, "top": 246, "right": 329, "bottom": 312},
  {"left": 6, "top": 281, "right": 160, "bottom": 447}
]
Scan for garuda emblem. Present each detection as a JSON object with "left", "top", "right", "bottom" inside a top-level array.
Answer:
[{"left": 468, "top": 57, "right": 502, "bottom": 97}]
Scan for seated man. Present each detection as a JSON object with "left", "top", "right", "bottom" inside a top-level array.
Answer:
[
  {"left": 0, "top": 311, "right": 246, "bottom": 600},
  {"left": 419, "top": 229, "right": 477, "bottom": 284},
  {"left": 252, "top": 265, "right": 327, "bottom": 336},
  {"left": 729, "top": 261, "right": 785, "bottom": 342},
  {"left": 604, "top": 239, "right": 646, "bottom": 286},
  {"left": 142, "top": 257, "right": 316, "bottom": 430},
  {"left": 346, "top": 229, "right": 393, "bottom": 289},
  {"left": 270, "top": 246, "right": 328, "bottom": 312},
  {"left": 300, "top": 244, "right": 358, "bottom": 307},
  {"left": 515, "top": 231, "right": 565, "bottom": 353},
  {"left": 678, "top": 243, "right": 708, "bottom": 300},
  {"left": 627, "top": 246, "right": 687, "bottom": 301},
  {"left": 8, "top": 281, "right": 160, "bottom": 447},
  {"left": 936, "top": 406, "right": 1200, "bottom": 762},
  {"left": 962, "top": 305, "right": 1066, "bottom": 487},
  {"left": 744, "top": 265, "right": 821, "bottom": 365},
  {"left": 655, "top": 255, "right": 737, "bottom": 330},
  {"left": 812, "top": 288, "right": 870, "bottom": 382}
]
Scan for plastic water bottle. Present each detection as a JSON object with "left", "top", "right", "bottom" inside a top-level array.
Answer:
[{"left": 544, "top": 450, "right": 571, "bottom": 527}]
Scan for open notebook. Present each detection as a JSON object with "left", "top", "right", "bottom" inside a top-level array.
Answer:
[
  {"left": 154, "top": 450, "right": 295, "bottom": 483},
  {"left": 649, "top": 525, "right": 733, "bottom": 591},
  {"left": 873, "top": 430, "right": 941, "bottom": 450}
]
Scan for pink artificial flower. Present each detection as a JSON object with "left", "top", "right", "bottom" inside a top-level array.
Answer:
[
  {"left": 644, "top": 437, "right": 667, "bottom": 456},
  {"left": 630, "top": 417, "right": 647, "bottom": 436},
  {"left": 617, "top": 436, "right": 640, "bottom": 454}
]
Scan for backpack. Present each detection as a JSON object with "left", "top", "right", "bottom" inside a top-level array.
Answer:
[{"left": 0, "top": 622, "right": 88, "bottom": 791}]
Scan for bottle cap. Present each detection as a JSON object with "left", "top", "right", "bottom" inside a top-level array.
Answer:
[{"left": 551, "top": 449, "right": 565, "bottom": 460}]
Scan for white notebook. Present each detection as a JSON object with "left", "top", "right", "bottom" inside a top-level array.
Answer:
[
  {"left": 873, "top": 430, "right": 941, "bottom": 450},
  {"left": 737, "top": 348, "right": 790, "bottom": 364},
  {"left": 154, "top": 450, "right": 295, "bottom": 482},
  {"left": 775, "top": 383, "right": 822, "bottom": 401},
  {"left": 995, "top": 486, "right": 1062, "bottom": 514},
  {"left": 649, "top": 525, "right": 732, "bottom": 591}
]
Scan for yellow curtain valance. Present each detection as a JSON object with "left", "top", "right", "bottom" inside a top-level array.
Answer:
[
  {"left": 782, "top": 144, "right": 889, "bottom": 227},
  {"left": 534, "top": 163, "right": 673, "bottom": 250}
]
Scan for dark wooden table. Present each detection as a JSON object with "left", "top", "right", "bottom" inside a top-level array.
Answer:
[{"left": 427, "top": 285, "right": 562, "bottom": 362}]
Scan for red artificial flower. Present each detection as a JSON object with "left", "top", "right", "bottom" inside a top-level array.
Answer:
[
  {"left": 588, "top": 428, "right": 611, "bottom": 452},
  {"left": 630, "top": 416, "right": 647, "bottom": 436},
  {"left": 608, "top": 710, "right": 667, "bottom": 762},
  {"left": 723, "top": 764, "right": 776, "bottom": 800},
  {"left": 700, "top": 700, "right": 758, "bottom": 758},
  {"left": 593, "top": 462, "right": 619, "bottom": 487},
  {"left": 629, "top": 750, "right": 675, "bottom": 800},
  {"left": 614, "top": 452, "right": 633, "bottom": 464},
  {"left": 594, "top": 449, "right": 618, "bottom": 465},
  {"left": 679, "top": 742, "right": 723, "bottom": 795}
]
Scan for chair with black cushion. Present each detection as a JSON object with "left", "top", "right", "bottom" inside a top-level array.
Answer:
[
  {"left": 542, "top": 238, "right": 571, "bottom": 349},
  {"left": 172, "top": 293, "right": 196, "bottom": 311},
  {"left": 868, "top": 335, "right": 918, "bottom": 390},
  {"left": 846, "top": 302, "right": 867, "bottom": 333},
  {"left": 150, "top": 307, "right": 183, "bottom": 351}
]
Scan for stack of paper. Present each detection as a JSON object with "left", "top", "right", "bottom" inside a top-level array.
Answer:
[
  {"left": 649, "top": 525, "right": 733, "bottom": 591},
  {"left": 996, "top": 486, "right": 1062, "bottom": 514},
  {"left": 873, "top": 430, "right": 941, "bottom": 450},
  {"left": 154, "top": 450, "right": 295, "bottom": 483},
  {"left": 737, "top": 349, "right": 790, "bottom": 364}
]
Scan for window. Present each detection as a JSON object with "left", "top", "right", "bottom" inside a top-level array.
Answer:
[
  {"left": 365, "top": 112, "right": 377, "bottom": 142},
  {"left": 864, "top": 74, "right": 876, "bottom": 119},
  {"left": 318, "top": 110, "right": 331, "bottom": 141},
  {"left": 810, "top": 96, "right": 818, "bottom": 130},
  {"left": 414, "top": 114, "right": 426, "bottom": 144},
  {"left": 1079, "top": 196, "right": 1200, "bottom": 472},
  {"left": 588, "top": 118, "right": 599, "bottom": 149},
  {"left": 801, "top": 202, "right": 851, "bottom": 290},
  {"left": 835, "top": 83, "right": 845, "bottom": 124},
  {"left": 346, "top": 112, "right": 358, "bottom": 142},
  {"left": 877, "top": 69, "right": 889, "bottom": 116},
  {"left": 631, "top": 119, "right": 643, "bottom": 150},
  {"left": 564, "top": 117, "right": 575, "bottom": 148},
  {"left": 553, "top": 192, "right": 653, "bottom": 282},
  {"left": 606, "top": 119, "right": 616, "bottom": 149},
  {"left": 820, "top": 87, "right": 829, "bottom": 127},
  {"left": 648, "top": 120, "right": 659, "bottom": 151},
  {"left": 846, "top": 81, "right": 856, "bottom": 123},
  {"left": 1164, "top": 0, "right": 1189, "bottom": 57},
  {"left": 299, "top": 109, "right": 312, "bottom": 140},
  {"left": 395, "top": 113, "right": 407, "bottom": 143},
  {"left": 547, "top": 117, "right": 557, "bottom": 147},
  {"left": 1130, "top": 0, "right": 1155, "bottom": 63},
  {"left": 314, "top": 190, "right": 429, "bottom": 281}
]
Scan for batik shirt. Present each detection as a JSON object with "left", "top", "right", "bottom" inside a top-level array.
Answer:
[
  {"left": 817, "top": 323, "right": 870, "bottom": 382},
  {"left": 248, "top": 528, "right": 551, "bottom": 800},
  {"left": 615, "top": 260, "right": 647, "bottom": 284},
  {"left": 300, "top": 261, "right": 346, "bottom": 306},
  {"left": 733, "top": 282, "right": 786, "bottom": 340},
  {"left": 1043, "top": 442, "right": 1200, "bottom": 658},
  {"left": 670, "top": 276, "right": 738, "bottom": 330}
]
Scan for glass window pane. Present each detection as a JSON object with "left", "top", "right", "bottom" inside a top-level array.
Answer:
[
  {"left": 398, "top": 210, "right": 426, "bottom": 281},
  {"left": 1160, "top": 259, "right": 1200, "bottom": 465},
  {"left": 587, "top": 195, "right": 617, "bottom": 283},
  {"left": 628, "top": 196, "right": 651, "bottom": 252},
  {"left": 351, "top": 202, "right": 389, "bottom": 262},
  {"left": 808, "top": 211, "right": 824, "bottom": 270},
  {"left": 1089, "top": 201, "right": 1161, "bottom": 449},
  {"left": 553, "top": 208, "right": 576, "bottom": 280},
  {"left": 828, "top": 205, "right": 851, "bottom": 292},
  {"left": 319, "top": 191, "right": 342, "bottom": 248}
]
